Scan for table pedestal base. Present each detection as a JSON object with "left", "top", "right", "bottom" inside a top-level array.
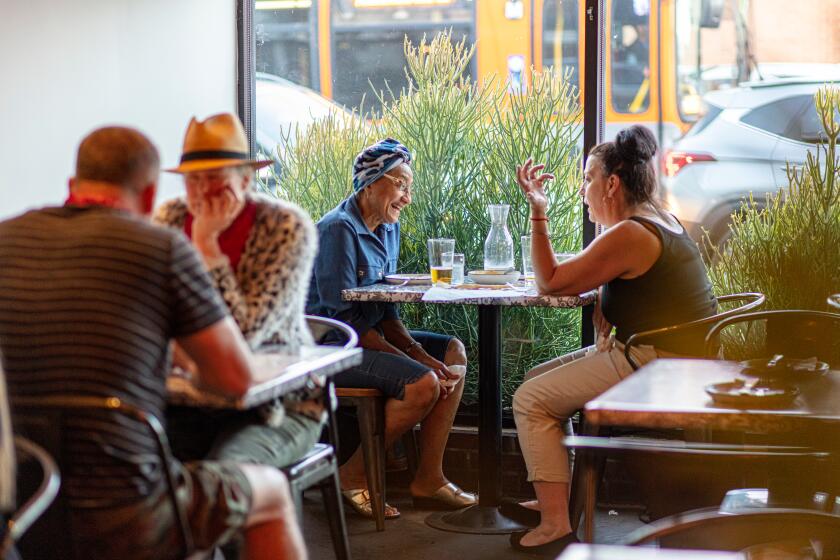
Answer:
[{"left": 424, "top": 505, "right": 527, "bottom": 535}]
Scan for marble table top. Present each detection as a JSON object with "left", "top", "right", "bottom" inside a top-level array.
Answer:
[
  {"left": 168, "top": 345, "right": 362, "bottom": 409},
  {"left": 585, "top": 358, "right": 840, "bottom": 434},
  {"left": 342, "top": 282, "right": 596, "bottom": 308}
]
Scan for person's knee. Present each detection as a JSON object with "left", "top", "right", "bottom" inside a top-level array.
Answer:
[
  {"left": 405, "top": 371, "right": 440, "bottom": 409},
  {"left": 512, "top": 379, "right": 540, "bottom": 418},
  {"left": 240, "top": 464, "right": 293, "bottom": 524},
  {"left": 446, "top": 338, "right": 467, "bottom": 365}
]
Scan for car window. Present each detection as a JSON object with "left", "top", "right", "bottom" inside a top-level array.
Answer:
[
  {"left": 788, "top": 99, "right": 840, "bottom": 143},
  {"left": 684, "top": 103, "right": 723, "bottom": 138},
  {"left": 740, "top": 94, "right": 811, "bottom": 136}
]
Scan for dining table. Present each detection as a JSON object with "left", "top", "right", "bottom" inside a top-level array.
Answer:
[
  {"left": 167, "top": 344, "right": 362, "bottom": 409},
  {"left": 577, "top": 358, "right": 840, "bottom": 541},
  {"left": 342, "top": 282, "right": 596, "bottom": 534}
]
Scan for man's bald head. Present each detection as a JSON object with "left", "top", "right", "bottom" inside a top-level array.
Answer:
[{"left": 75, "top": 127, "right": 160, "bottom": 192}]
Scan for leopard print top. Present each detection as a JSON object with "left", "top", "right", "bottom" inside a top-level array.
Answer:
[{"left": 154, "top": 193, "right": 316, "bottom": 352}]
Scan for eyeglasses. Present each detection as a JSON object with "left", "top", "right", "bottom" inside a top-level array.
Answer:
[{"left": 382, "top": 173, "right": 412, "bottom": 197}]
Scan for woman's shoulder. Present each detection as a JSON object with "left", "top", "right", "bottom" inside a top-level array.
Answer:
[{"left": 152, "top": 197, "right": 188, "bottom": 227}]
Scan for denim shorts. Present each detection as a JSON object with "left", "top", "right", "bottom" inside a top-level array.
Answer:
[{"left": 333, "top": 330, "right": 453, "bottom": 400}]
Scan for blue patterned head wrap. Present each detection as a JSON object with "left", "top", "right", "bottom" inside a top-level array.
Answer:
[{"left": 352, "top": 138, "right": 412, "bottom": 193}]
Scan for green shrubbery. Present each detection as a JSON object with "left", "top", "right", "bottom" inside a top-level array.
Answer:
[
  {"left": 265, "top": 32, "right": 583, "bottom": 407},
  {"left": 709, "top": 86, "right": 840, "bottom": 357}
]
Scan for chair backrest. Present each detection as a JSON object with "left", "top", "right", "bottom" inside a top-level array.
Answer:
[
  {"left": 1, "top": 436, "right": 61, "bottom": 558},
  {"left": 304, "top": 315, "right": 359, "bottom": 350},
  {"left": 704, "top": 310, "right": 840, "bottom": 365},
  {"left": 11, "top": 395, "right": 192, "bottom": 560},
  {"left": 624, "top": 292, "right": 765, "bottom": 370},
  {"left": 829, "top": 294, "right": 840, "bottom": 312}
]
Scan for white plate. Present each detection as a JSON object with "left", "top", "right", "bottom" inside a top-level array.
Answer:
[
  {"left": 385, "top": 273, "right": 431, "bottom": 285},
  {"left": 467, "top": 270, "right": 521, "bottom": 285}
]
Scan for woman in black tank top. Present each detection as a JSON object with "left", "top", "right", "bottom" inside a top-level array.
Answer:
[{"left": 506, "top": 126, "right": 716, "bottom": 555}]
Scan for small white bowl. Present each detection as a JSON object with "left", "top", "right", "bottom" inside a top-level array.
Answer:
[{"left": 468, "top": 270, "right": 521, "bottom": 285}]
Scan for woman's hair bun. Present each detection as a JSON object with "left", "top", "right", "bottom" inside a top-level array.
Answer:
[{"left": 615, "top": 125, "right": 657, "bottom": 164}]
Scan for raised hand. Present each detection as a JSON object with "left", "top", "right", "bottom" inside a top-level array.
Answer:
[
  {"left": 191, "top": 186, "right": 245, "bottom": 260},
  {"left": 516, "top": 158, "right": 554, "bottom": 216}
]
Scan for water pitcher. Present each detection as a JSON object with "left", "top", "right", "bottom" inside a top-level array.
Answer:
[{"left": 483, "top": 204, "right": 514, "bottom": 270}]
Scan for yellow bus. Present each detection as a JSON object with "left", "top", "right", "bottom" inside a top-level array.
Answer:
[{"left": 255, "top": 0, "right": 732, "bottom": 147}]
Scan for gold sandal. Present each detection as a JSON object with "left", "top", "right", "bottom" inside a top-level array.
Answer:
[
  {"left": 341, "top": 489, "right": 401, "bottom": 519},
  {"left": 412, "top": 483, "right": 477, "bottom": 510}
]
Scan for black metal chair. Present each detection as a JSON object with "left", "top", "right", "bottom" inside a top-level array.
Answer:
[
  {"left": 11, "top": 395, "right": 193, "bottom": 560},
  {"left": 624, "top": 292, "right": 766, "bottom": 370},
  {"left": 703, "top": 309, "right": 840, "bottom": 365},
  {"left": 568, "top": 293, "right": 766, "bottom": 533},
  {"left": 289, "top": 315, "right": 358, "bottom": 559},
  {"left": 1, "top": 436, "right": 61, "bottom": 559}
]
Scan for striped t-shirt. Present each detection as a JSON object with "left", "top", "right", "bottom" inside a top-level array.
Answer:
[{"left": 0, "top": 206, "right": 227, "bottom": 506}]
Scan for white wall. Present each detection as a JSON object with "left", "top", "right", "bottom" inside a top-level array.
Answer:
[{"left": 0, "top": 0, "right": 238, "bottom": 219}]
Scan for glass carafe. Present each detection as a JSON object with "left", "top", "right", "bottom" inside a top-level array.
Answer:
[{"left": 483, "top": 204, "right": 514, "bottom": 271}]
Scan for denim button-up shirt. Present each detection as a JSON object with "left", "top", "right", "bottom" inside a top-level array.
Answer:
[{"left": 307, "top": 195, "right": 400, "bottom": 336}]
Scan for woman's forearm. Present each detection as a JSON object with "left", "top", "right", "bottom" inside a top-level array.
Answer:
[
  {"left": 358, "top": 327, "right": 404, "bottom": 356},
  {"left": 530, "top": 212, "right": 560, "bottom": 293}
]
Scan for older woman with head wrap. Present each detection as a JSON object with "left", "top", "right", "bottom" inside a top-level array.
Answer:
[{"left": 307, "top": 138, "right": 476, "bottom": 519}]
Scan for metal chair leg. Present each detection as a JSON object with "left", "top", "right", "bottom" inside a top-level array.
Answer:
[{"left": 321, "top": 458, "right": 352, "bottom": 560}]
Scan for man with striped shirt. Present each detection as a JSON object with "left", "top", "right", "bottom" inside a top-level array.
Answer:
[{"left": 0, "top": 127, "right": 306, "bottom": 560}]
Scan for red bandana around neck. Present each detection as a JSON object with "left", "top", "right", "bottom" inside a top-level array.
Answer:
[{"left": 184, "top": 201, "right": 257, "bottom": 272}]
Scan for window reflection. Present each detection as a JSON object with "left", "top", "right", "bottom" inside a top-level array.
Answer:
[
  {"left": 610, "top": 0, "right": 650, "bottom": 114},
  {"left": 255, "top": 2, "right": 316, "bottom": 88},
  {"left": 330, "top": 0, "right": 473, "bottom": 113},
  {"left": 542, "top": 0, "right": 580, "bottom": 90}
]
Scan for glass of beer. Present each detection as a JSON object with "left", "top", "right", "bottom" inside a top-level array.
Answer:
[{"left": 427, "top": 238, "right": 455, "bottom": 285}]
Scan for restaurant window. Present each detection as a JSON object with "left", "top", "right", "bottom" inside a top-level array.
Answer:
[
  {"left": 255, "top": 1, "right": 317, "bottom": 88},
  {"left": 330, "top": 0, "right": 473, "bottom": 114},
  {"left": 610, "top": 0, "right": 650, "bottom": 114},
  {"left": 542, "top": 0, "right": 580, "bottom": 91}
]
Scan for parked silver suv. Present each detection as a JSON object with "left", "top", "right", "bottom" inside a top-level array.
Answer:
[{"left": 661, "top": 78, "right": 838, "bottom": 252}]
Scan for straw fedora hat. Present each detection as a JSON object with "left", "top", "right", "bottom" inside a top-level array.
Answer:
[{"left": 166, "top": 113, "right": 273, "bottom": 174}]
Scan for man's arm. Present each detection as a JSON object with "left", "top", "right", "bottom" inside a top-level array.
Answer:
[{"left": 176, "top": 316, "right": 256, "bottom": 397}]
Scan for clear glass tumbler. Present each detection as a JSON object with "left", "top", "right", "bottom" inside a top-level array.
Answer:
[
  {"left": 521, "top": 235, "right": 533, "bottom": 278},
  {"left": 427, "top": 238, "right": 455, "bottom": 285},
  {"left": 451, "top": 253, "right": 465, "bottom": 285}
]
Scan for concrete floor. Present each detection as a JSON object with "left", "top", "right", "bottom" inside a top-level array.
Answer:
[{"left": 300, "top": 490, "right": 646, "bottom": 560}]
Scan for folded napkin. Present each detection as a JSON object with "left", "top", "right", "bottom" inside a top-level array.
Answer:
[{"left": 421, "top": 286, "right": 531, "bottom": 302}]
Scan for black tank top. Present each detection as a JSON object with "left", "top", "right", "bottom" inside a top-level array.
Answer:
[{"left": 601, "top": 216, "right": 717, "bottom": 355}]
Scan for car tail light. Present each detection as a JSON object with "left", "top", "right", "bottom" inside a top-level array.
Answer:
[{"left": 663, "top": 150, "right": 716, "bottom": 177}]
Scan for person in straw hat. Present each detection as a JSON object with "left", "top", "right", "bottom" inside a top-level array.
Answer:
[{"left": 155, "top": 113, "right": 325, "bottom": 471}]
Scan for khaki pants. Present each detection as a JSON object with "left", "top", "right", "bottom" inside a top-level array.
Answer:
[{"left": 513, "top": 340, "right": 673, "bottom": 483}]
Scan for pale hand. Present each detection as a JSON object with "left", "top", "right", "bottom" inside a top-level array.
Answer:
[
  {"left": 593, "top": 294, "right": 614, "bottom": 352},
  {"left": 409, "top": 348, "right": 456, "bottom": 399},
  {"left": 516, "top": 158, "right": 554, "bottom": 215},
  {"left": 191, "top": 187, "right": 245, "bottom": 256}
]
